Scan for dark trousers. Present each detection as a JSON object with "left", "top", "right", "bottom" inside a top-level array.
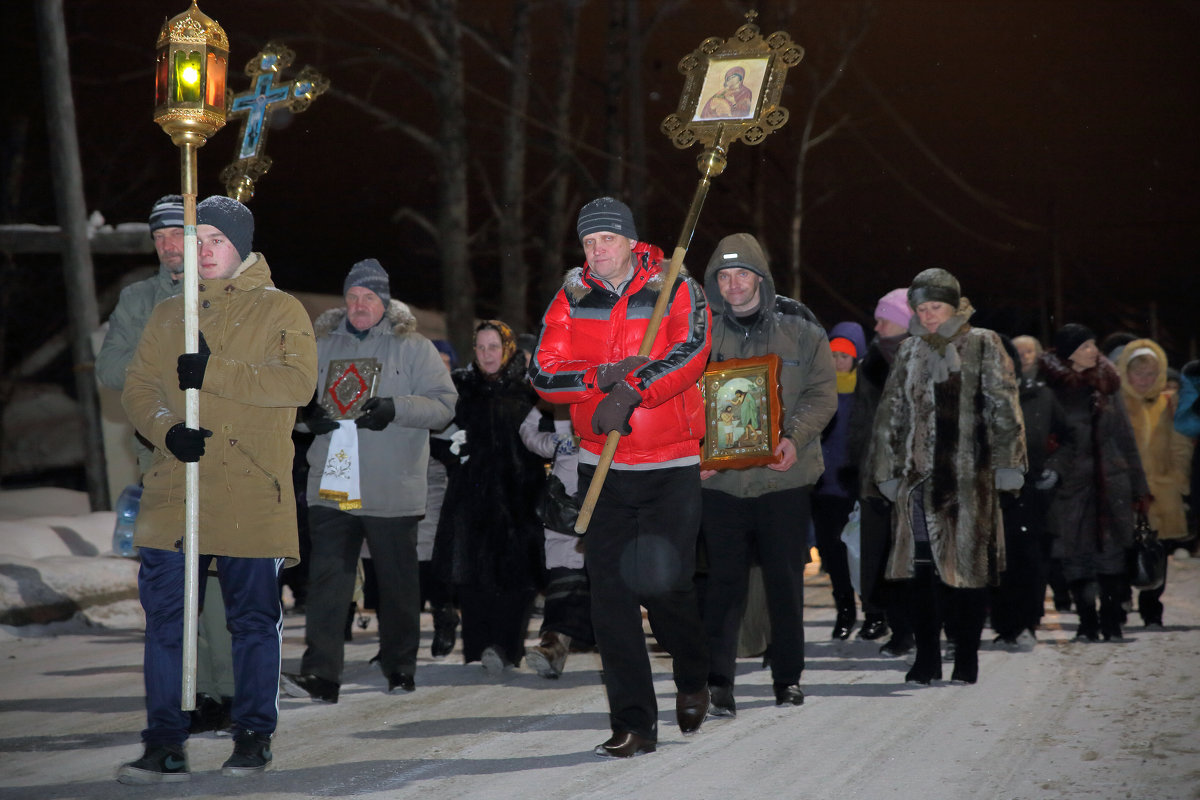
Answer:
[
  {"left": 541, "top": 566, "right": 594, "bottom": 646},
  {"left": 301, "top": 506, "right": 421, "bottom": 682},
  {"left": 990, "top": 526, "right": 1048, "bottom": 638},
  {"left": 811, "top": 493, "right": 856, "bottom": 610},
  {"left": 581, "top": 463, "right": 709, "bottom": 742},
  {"left": 858, "top": 498, "right": 897, "bottom": 621},
  {"left": 419, "top": 559, "right": 455, "bottom": 609},
  {"left": 139, "top": 547, "right": 282, "bottom": 746},
  {"left": 457, "top": 584, "right": 535, "bottom": 665},
  {"left": 701, "top": 486, "right": 810, "bottom": 687}
]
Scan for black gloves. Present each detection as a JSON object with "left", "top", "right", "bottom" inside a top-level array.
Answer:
[
  {"left": 165, "top": 422, "right": 212, "bottom": 462},
  {"left": 591, "top": 381, "right": 641, "bottom": 436},
  {"left": 355, "top": 396, "right": 395, "bottom": 431},
  {"left": 302, "top": 400, "right": 340, "bottom": 435},
  {"left": 177, "top": 332, "right": 211, "bottom": 391},
  {"left": 594, "top": 356, "right": 650, "bottom": 392}
]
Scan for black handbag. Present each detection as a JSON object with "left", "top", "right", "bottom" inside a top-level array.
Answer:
[
  {"left": 535, "top": 468, "right": 581, "bottom": 535},
  {"left": 1129, "top": 512, "right": 1167, "bottom": 592}
]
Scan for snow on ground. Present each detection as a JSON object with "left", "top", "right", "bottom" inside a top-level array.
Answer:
[{"left": 0, "top": 488, "right": 1198, "bottom": 799}]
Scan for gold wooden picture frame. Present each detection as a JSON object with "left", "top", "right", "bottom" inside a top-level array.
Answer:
[
  {"left": 661, "top": 15, "right": 804, "bottom": 152},
  {"left": 700, "top": 354, "right": 783, "bottom": 470}
]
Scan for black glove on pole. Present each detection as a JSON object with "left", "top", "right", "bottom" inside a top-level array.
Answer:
[
  {"left": 355, "top": 396, "right": 396, "bottom": 431},
  {"left": 594, "top": 355, "right": 650, "bottom": 392},
  {"left": 591, "top": 382, "right": 642, "bottom": 436},
  {"left": 177, "top": 331, "right": 211, "bottom": 391},
  {"left": 165, "top": 422, "right": 213, "bottom": 462}
]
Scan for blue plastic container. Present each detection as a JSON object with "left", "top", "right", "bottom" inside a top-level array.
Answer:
[{"left": 112, "top": 484, "right": 142, "bottom": 558}]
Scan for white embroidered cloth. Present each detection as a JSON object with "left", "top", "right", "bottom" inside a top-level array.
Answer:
[{"left": 318, "top": 420, "right": 362, "bottom": 510}]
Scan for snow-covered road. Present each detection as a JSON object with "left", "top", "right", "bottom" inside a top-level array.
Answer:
[{"left": 2, "top": 555, "right": 1197, "bottom": 800}]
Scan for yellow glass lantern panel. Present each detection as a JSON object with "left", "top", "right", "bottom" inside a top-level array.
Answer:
[{"left": 174, "top": 50, "right": 204, "bottom": 103}]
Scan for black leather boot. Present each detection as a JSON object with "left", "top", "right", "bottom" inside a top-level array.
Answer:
[
  {"left": 1070, "top": 580, "right": 1100, "bottom": 642},
  {"left": 831, "top": 604, "right": 856, "bottom": 640},
  {"left": 1098, "top": 574, "right": 1125, "bottom": 641}
]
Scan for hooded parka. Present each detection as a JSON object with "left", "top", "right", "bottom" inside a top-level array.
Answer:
[
  {"left": 1116, "top": 338, "right": 1193, "bottom": 540},
  {"left": 123, "top": 254, "right": 317, "bottom": 565},
  {"left": 701, "top": 233, "right": 837, "bottom": 497}
]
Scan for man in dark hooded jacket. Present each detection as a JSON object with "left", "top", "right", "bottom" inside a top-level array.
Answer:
[{"left": 698, "top": 232, "right": 836, "bottom": 717}]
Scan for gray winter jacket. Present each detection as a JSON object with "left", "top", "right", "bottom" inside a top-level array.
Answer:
[
  {"left": 304, "top": 300, "right": 457, "bottom": 518},
  {"left": 96, "top": 265, "right": 183, "bottom": 390},
  {"left": 701, "top": 233, "right": 837, "bottom": 498}
]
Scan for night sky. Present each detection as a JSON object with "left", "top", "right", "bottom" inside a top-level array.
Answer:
[{"left": 4, "top": 0, "right": 1198, "bottom": 370}]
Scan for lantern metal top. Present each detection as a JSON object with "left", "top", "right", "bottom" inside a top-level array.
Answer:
[
  {"left": 154, "top": 0, "right": 229, "bottom": 147},
  {"left": 156, "top": 0, "right": 228, "bottom": 51}
]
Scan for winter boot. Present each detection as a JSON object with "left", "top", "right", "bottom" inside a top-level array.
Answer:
[
  {"left": 525, "top": 631, "right": 571, "bottom": 679},
  {"left": 1070, "top": 580, "right": 1100, "bottom": 642},
  {"left": 949, "top": 587, "right": 986, "bottom": 684},
  {"left": 1098, "top": 574, "right": 1126, "bottom": 641},
  {"left": 431, "top": 604, "right": 460, "bottom": 658}
]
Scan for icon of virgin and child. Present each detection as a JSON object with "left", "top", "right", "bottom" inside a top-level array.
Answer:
[{"left": 700, "top": 64, "right": 755, "bottom": 119}]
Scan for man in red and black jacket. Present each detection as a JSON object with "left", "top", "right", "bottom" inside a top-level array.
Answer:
[{"left": 530, "top": 197, "right": 711, "bottom": 759}]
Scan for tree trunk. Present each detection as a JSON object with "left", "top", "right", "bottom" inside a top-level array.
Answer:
[
  {"left": 497, "top": 0, "right": 533, "bottom": 331},
  {"left": 538, "top": 0, "right": 584, "bottom": 307},
  {"left": 427, "top": 0, "right": 475, "bottom": 358},
  {"left": 602, "top": 0, "right": 627, "bottom": 193},
  {"left": 34, "top": 0, "right": 109, "bottom": 510},
  {"left": 625, "top": 0, "right": 646, "bottom": 223}
]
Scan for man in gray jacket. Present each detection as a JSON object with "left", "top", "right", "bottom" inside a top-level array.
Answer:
[
  {"left": 283, "top": 259, "right": 457, "bottom": 701},
  {"left": 96, "top": 195, "right": 186, "bottom": 472},
  {"left": 699, "top": 233, "right": 837, "bottom": 716}
]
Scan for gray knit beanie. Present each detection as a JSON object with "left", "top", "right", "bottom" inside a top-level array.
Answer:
[
  {"left": 907, "top": 268, "right": 961, "bottom": 310},
  {"left": 343, "top": 258, "right": 391, "bottom": 305},
  {"left": 149, "top": 194, "right": 184, "bottom": 232},
  {"left": 577, "top": 197, "right": 637, "bottom": 241},
  {"left": 196, "top": 196, "right": 254, "bottom": 261}
]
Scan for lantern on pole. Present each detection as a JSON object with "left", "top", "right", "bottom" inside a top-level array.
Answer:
[{"left": 153, "top": 0, "right": 228, "bottom": 713}]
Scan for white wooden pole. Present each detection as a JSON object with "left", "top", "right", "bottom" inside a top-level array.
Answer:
[{"left": 180, "top": 147, "right": 200, "bottom": 712}]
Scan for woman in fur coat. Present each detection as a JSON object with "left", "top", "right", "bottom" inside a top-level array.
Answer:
[
  {"left": 1040, "top": 324, "right": 1149, "bottom": 641},
  {"left": 867, "top": 268, "right": 1026, "bottom": 685},
  {"left": 433, "top": 320, "right": 546, "bottom": 671}
]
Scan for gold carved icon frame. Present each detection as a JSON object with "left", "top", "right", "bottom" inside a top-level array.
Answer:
[
  {"left": 661, "top": 15, "right": 804, "bottom": 152},
  {"left": 700, "top": 354, "right": 783, "bottom": 470}
]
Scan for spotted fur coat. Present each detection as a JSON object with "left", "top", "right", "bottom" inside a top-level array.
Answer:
[{"left": 867, "top": 308, "right": 1027, "bottom": 588}]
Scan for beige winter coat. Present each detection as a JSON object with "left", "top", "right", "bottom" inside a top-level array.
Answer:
[
  {"left": 1117, "top": 338, "right": 1193, "bottom": 540},
  {"left": 122, "top": 254, "right": 317, "bottom": 564}
]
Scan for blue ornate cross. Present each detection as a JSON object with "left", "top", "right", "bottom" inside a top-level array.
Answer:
[
  {"left": 231, "top": 57, "right": 292, "bottom": 159},
  {"left": 221, "top": 43, "right": 328, "bottom": 201}
]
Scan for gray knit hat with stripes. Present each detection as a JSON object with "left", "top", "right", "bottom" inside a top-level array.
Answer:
[{"left": 577, "top": 197, "right": 637, "bottom": 241}]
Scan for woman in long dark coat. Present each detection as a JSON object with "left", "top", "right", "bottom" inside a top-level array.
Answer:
[
  {"left": 433, "top": 320, "right": 545, "bottom": 670},
  {"left": 1039, "top": 324, "right": 1149, "bottom": 641}
]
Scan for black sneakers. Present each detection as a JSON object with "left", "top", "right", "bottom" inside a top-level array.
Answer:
[
  {"left": 280, "top": 672, "right": 339, "bottom": 703},
  {"left": 221, "top": 730, "right": 272, "bottom": 777},
  {"left": 116, "top": 743, "right": 190, "bottom": 784}
]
